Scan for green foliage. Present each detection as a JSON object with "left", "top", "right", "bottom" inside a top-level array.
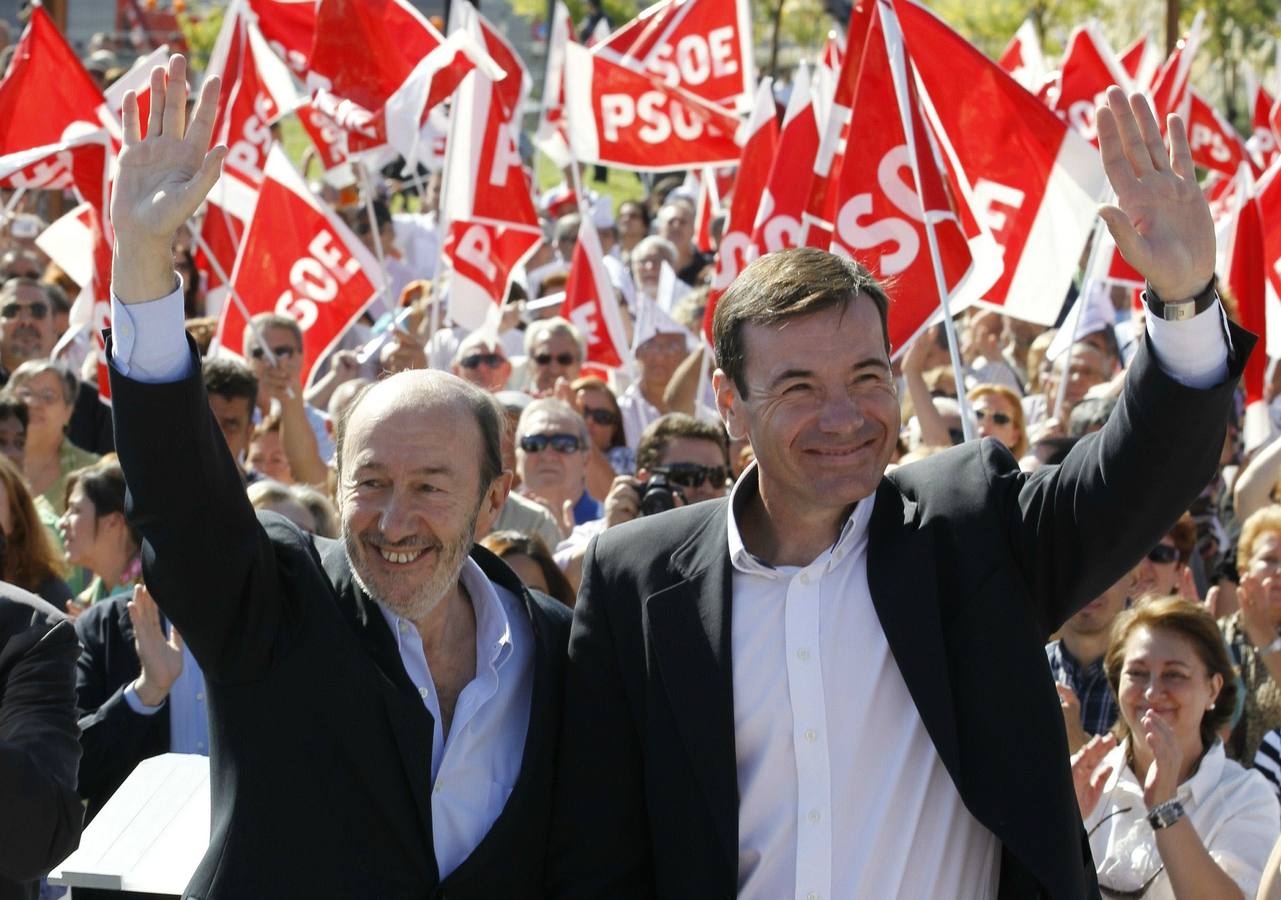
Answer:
[
  {"left": 509, "top": 0, "right": 639, "bottom": 33},
  {"left": 177, "top": 6, "right": 225, "bottom": 74}
]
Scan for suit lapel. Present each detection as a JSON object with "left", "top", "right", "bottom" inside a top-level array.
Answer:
[
  {"left": 644, "top": 502, "right": 738, "bottom": 871},
  {"left": 866, "top": 478, "right": 961, "bottom": 782}
]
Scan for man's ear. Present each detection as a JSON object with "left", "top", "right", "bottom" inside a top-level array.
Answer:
[
  {"left": 475, "top": 471, "right": 514, "bottom": 539},
  {"left": 712, "top": 368, "right": 747, "bottom": 442}
]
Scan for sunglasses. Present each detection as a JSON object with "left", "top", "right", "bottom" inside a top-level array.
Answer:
[
  {"left": 460, "top": 352, "right": 505, "bottom": 370},
  {"left": 582, "top": 408, "right": 619, "bottom": 427},
  {"left": 0, "top": 301, "right": 47, "bottom": 319},
  {"left": 1146, "top": 544, "right": 1179, "bottom": 565},
  {"left": 533, "top": 352, "right": 576, "bottom": 367},
  {"left": 974, "top": 409, "right": 1012, "bottom": 426},
  {"left": 519, "top": 433, "right": 583, "bottom": 454},
  {"left": 249, "top": 345, "right": 298, "bottom": 361},
  {"left": 652, "top": 463, "right": 728, "bottom": 490}
]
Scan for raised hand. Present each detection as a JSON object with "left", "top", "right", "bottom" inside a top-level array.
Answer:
[
  {"left": 1140, "top": 710, "right": 1183, "bottom": 808},
  {"left": 1095, "top": 87, "right": 1214, "bottom": 303},
  {"left": 1069, "top": 732, "right": 1117, "bottom": 820},
  {"left": 111, "top": 54, "right": 226, "bottom": 304},
  {"left": 128, "top": 584, "right": 184, "bottom": 707}
]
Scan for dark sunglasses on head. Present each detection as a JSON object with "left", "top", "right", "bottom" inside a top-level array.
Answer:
[
  {"left": 582, "top": 408, "right": 619, "bottom": 427},
  {"left": 1146, "top": 544, "right": 1179, "bottom": 565},
  {"left": 249, "top": 345, "right": 298, "bottom": 361},
  {"left": 519, "top": 433, "right": 583, "bottom": 454},
  {"left": 974, "top": 409, "right": 1012, "bottom": 426},
  {"left": 460, "top": 352, "right": 505, "bottom": 370},
  {"left": 653, "top": 463, "right": 728, "bottom": 490},
  {"left": 0, "top": 301, "right": 47, "bottom": 319},
  {"left": 533, "top": 352, "right": 576, "bottom": 367}
]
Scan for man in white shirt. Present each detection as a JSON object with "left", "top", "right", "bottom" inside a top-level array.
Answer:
[{"left": 548, "top": 89, "right": 1253, "bottom": 898}]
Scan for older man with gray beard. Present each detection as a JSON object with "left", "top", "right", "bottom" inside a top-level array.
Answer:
[{"left": 102, "top": 55, "right": 570, "bottom": 899}]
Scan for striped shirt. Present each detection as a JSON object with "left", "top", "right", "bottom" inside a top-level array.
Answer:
[
  {"left": 1255, "top": 728, "right": 1281, "bottom": 800},
  {"left": 1045, "top": 639, "right": 1118, "bottom": 737}
]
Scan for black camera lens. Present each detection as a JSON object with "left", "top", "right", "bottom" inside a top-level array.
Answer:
[{"left": 639, "top": 474, "right": 682, "bottom": 517}]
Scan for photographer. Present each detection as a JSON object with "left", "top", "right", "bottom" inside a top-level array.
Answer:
[{"left": 556, "top": 414, "right": 730, "bottom": 590}]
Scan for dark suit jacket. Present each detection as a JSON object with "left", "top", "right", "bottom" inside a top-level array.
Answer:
[
  {"left": 109, "top": 339, "right": 572, "bottom": 900},
  {"left": 0, "top": 583, "right": 82, "bottom": 900},
  {"left": 547, "top": 326, "right": 1252, "bottom": 899}
]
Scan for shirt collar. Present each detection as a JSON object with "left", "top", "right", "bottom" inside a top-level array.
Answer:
[
  {"left": 1102, "top": 738, "right": 1226, "bottom": 806},
  {"left": 726, "top": 461, "right": 875, "bottom": 577}
]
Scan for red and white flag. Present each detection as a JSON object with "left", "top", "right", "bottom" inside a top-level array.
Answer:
[
  {"left": 217, "top": 146, "right": 384, "bottom": 388},
  {"left": 1188, "top": 90, "right": 1252, "bottom": 178},
  {"left": 249, "top": 0, "right": 316, "bottom": 77},
  {"left": 1148, "top": 11, "right": 1203, "bottom": 130},
  {"left": 1048, "top": 22, "right": 1129, "bottom": 146},
  {"left": 594, "top": 0, "right": 756, "bottom": 113},
  {"left": 898, "top": 0, "right": 1107, "bottom": 325},
  {"left": 1221, "top": 164, "right": 1267, "bottom": 436},
  {"left": 752, "top": 64, "right": 820, "bottom": 256},
  {"left": 1119, "top": 33, "right": 1161, "bottom": 93},
  {"left": 562, "top": 218, "right": 632, "bottom": 371},
  {"left": 1257, "top": 158, "right": 1281, "bottom": 369},
  {"left": 1245, "top": 71, "right": 1279, "bottom": 172},
  {"left": 440, "top": 5, "right": 541, "bottom": 330},
  {"left": 997, "top": 17, "right": 1046, "bottom": 93},
  {"left": 534, "top": 1, "right": 575, "bottom": 169},
  {"left": 563, "top": 41, "right": 741, "bottom": 170}
]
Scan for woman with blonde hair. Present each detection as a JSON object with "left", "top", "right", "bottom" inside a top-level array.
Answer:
[
  {"left": 0, "top": 454, "right": 70, "bottom": 607},
  {"left": 1073, "top": 595, "right": 1278, "bottom": 898},
  {"left": 967, "top": 383, "right": 1028, "bottom": 458}
]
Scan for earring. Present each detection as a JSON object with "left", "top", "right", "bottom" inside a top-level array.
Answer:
[{"left": 1209, "top": 702, "right": 1217, "bottom": 711}]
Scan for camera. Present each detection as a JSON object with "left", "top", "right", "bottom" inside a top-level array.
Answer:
[{"left": 638, "top": 474, "right": 684, "bottom": 517}]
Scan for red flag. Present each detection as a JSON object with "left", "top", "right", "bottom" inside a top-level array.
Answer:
[
  {"left": 562, "top": 219, "right": 632, "bottom": 370},
  {"left": 1049, "top": 22, "right": 1129, "bottom": 146},
  {"left": 218, "top": 146, "right": 384, "bottom": 388},
  {"left": 0, "top": 6, "right": 112, "bottom": 154},
  {"left": 1149, "top": 12, "right": 1203, "bottom": 130},
  {"left": 752, "top": 65, "right": 820, "bottom": 255},
  {"left": 1223, "top": 165, "right": 1267, "bottom": 404},
  {"left": 222, "top": 17, "right": 300, "bottom": 185},
  {"left": 897, "top": 0, "right": 1107, "bottom": 325},
  {"left": 594, "top": 0, "right": 756, "bottom": 112},
  {"left": 534, "top": 1, "right": 574, "bottom": 169},
  {"left": 828, "top": 2, "right": 974, "bottom": 351},
  {"left": 249, "top": 0, "right": 316, "bottom": 76},
  {"left": 1119, "top": 34, "right": 1160, "bottom": 91},
  {"left": 997, "top": 18, "right": 1045, "bottom": 93},
  {"left": 710, "top": 78, "right": 777, "bottom": 298},
  {"left": 1188, "top": 90, "right": 1251, "bottom": 178},
  {"left": 563, "top": 41, "right": 741, "bottom": 170},
  {"left": 1257, "top": 158, "right": 1281, "bottom": 366},
  {"left": 1246, "top": 74, "right": 1278, "bottom": 172},
  {"left": 471, "top": 8, "right": 531, "bottom": 121}
]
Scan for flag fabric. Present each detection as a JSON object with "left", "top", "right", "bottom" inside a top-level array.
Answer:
[
  {"left": 534, "top": 1, "right": 574, "bottom": 169},
  {"left": 997, "top": 17, "right": 1046, "bottom": 93},
  {"left": 752, "top": 63, "right": 820, "bottom": 256},
  {"left": 249, "top": 0, "right": 317, "bottom": 76},
  {"left": 1246, "top": 72, "right": 1279, "bottom": 172},
  {"left": 218, "top": 145, "right": 384, "bottom": 388},
  {"left": 594, "top": 0, "right": 756, "bottom": 112},
  {"left": 1188, "top": 90, "right": 1252, "bottom": 178},
  {"left": 710, "top": 78, "right": 777, "bottom": 297},
  {"left": 1049, "top": 22, "right": 1129, "bottom": 146},
  {"left": 1148, "top": 12, "right": 1203, "bottom": 130},
  {"left": 562, "top": 218, "right": 632, "bottom": 370},
  {"left": 1119, "top": 33, "right": 1161, "bottom": 92}
]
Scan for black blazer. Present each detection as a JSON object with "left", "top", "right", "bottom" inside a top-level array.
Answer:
[
  {"left": 0, "top": 583, "right": 82, "bottom": 900},
  {"left": 547, "top": 326, "right": 1253, "bottom": 899},
  {"left": 109, "top": 339, "right": 572, "bottom": 900}
]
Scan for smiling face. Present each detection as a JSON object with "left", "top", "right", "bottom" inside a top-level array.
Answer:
[
  {"left": 716, "top": 296, "right": 898, "bottom": 519},
  {"left": 1118, "top": 625, "right": 1222, "bottom": 753},
  {"left": 1243, "top": 532, "right": 1281, "bottom": 628},
  {"left": 972, "top": 391, "right": 1020, "bottom": 452},
  {"left": 13, "top": 370, "right": 70, "bottom": 445},
  {"left": 339, "top": 375, "right": 508, "bottom": 622}
]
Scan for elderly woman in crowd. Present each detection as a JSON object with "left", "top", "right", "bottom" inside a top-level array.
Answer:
[
  {"left": 479, "top": 530, "right": 576, "bottom": 607},
  {"left": 571, "top": 376, "right": 635, "bottom": 499},
  {"left": 3, "top": 360, "right": 97, "bottom": 513},
  {"left": 630, "top": 234, "right": 690, "bottom": 306},
  {"left": 1220, "top": 506, "right": 1281, "bottom": 764},
  {"left": 0, "top": 455, "right": 69, "bottom": 608},
  {"left": 1074, "top": 596, "right": 1278, "bottom": 899},
  {"left": 59, "top": 461, "right": 141, "bottom": 610}
]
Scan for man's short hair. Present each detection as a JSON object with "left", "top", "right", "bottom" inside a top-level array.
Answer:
[
  {"left": 244, "top": 312, "right": 303, "bottom": 355},
  {"left": 1067, "top": 394, "right": 1118, "bottom": 438},
  {"left": 713, "top": 247, "right": 890, "bottom": 393},
  {"left": 0, "top": 276, "right": 48, "bottom": 303},
  {"left": 636, "top": 413, "right": 728, "bottom": 473},
  {"left": 8, "top": 360, "right": 77, "bottom": 405},
  {"left": 554, "top": 213, "right": 581, "bottom": 244},
  {"left": 524, "top": 316, "right": 586, "bottom": 361},
  {"left": 203, "top": 356, "right": 259, "bottom": 407},
  {"left": 632, "top": 235, "right": 677, "bottom": 265},
  {"left": 516, "top": 397, "right": 589, "bottom": 447},
  {"left": 41, "top": 280, "right": 70, "bottom": 316},
  {"left": 453, "top": 331, "right": 506, "bottom": 366}
]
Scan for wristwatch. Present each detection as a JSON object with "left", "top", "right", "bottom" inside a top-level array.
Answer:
[
  {"left": 1143, "top": 279, "right": 1218, "bottom": 321},
  {"left": 1147, "top": 798, "right": 1186, "bottom": 830}
]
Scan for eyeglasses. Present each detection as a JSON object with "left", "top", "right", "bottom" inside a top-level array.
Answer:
[
  {"left": 1146, "top": 544, "right": 1179, "bottom": 565},
  {"left": 947, "top": 428, "right": 965, "bottom": 446},
  {"left": 652, "top": 463, "right": 728, "bottom": 490},
  {"left": 1, "top": 301, "right": 48, "bottom": 319},
  {"left": 15, "top": 387, "right": 60, "bottom": 405},
  {"left": 519, "top": 433, "right": 583, "bottom": 454},
  {"left": 249, "top": 345, "right": 298, "bottom": 361},
  {"left": 582, "top": 408, "right": 619, "bottom": 427},
  {"left": 460, "top": 352, "right": 505, "bottom": 370},
  {"left": 974, "top": 409, "right": 1012, "bottom": 425},
  {"left": 533, "top": 352, "right": 577, "bottom": 367}
]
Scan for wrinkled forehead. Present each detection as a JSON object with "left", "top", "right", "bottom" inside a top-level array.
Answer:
[
  {"left": 518, "top": 409, "right": 578, "bottom": 438},
  {"left": 344, "top": 385, "right": 480, "bottom": 469}
]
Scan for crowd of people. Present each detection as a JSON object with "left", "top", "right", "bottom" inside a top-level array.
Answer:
[{"left": 2, "top": 20, "right": 1281, "bottom": 900}]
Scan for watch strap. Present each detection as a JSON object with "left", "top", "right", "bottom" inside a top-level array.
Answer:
[
  {"left": 1144, "top": 279, "right": 1218, "bottom": 321},
  {"left": 1146, "top": 798, "right": 1186, "bottom": 830}
]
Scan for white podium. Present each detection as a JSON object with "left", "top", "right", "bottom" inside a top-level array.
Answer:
[{"left": 49, "top": 754, "right": 210, "bottom": 895}]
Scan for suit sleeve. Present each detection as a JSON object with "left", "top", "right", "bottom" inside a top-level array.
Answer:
[
  {"left": 0, "top": 618, "right": 83, "bottom": 881},
  {"left": 108, "top": 334, "right": 285, "bottom": 682},
  {"left": 546, "top": 536, "right": 656, "bottom": 899},
  {"left": 1005, "top": 321, "right": 1254, "bottom": 636}
]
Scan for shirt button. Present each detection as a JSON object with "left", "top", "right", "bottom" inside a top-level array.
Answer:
[
  {"left": 196, "top": 741, "right": 205, "bottom": 750},
  {"left": 799, "top": 573, "right": 810, "bottom": 585},
  {"left": 796, "top": 648, "right": 811, "bottom": 662},
  {"left": 808, "top": 809, "right": 821, "bottom": 823},
  {"left": 418, "top": 686, "right": 430, "bottom": 699},
  {"left": 398, "top": 620, "right": 410, "bottom": 632},
  {"left": 195, "top": 692, "right": 204, "bottom": 702},
  {"left": 807, "top": 893, "right": 820, "bottom": 900},
  {"left": 804, "top": 728, "right": 817, "bottom": 743}
]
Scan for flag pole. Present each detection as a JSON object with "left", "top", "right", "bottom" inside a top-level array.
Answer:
[
  {"left": 1053, "top": 195, "right": 1113, "bottom": 420},
  {"left": 356, "top": 160, "right": 393, "bottom": 318},
  {"left": 189, "top": 226, "right": 280, "bottom": 371}
]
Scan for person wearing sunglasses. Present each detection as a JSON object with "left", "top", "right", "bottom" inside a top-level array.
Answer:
[
  {"left": 523, "top": 317, "right": 584, "bottom": 396},
  {"left": 968, "top": 383, "right": 1027, "bottom": 458},
  {"left": 1073, "top": 596, "right": 1277, "bottom": 900},
  {"left": 0, "top": 278, "right": 56, "bottom": 382},
  {"left": 1132, "top": 515, "right": 1198, "bottom": 601},
  {"left": 571, "top": 377, "right": 635, "bottom": 501},
  {"left": 2, "top": 360, "right": 97, "bottom": 514},
  {"left": 451, "top": 333, "right": 511, "bottom": 393},
  {"left": 514, "top": 399, "right": 600, "bottom": 537},
  {"left": 241, "top": 311, "right": 335, "bottom": 471}
]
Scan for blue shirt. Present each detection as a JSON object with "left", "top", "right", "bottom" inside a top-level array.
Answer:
[{"left": 123, "top": 618, "right": 210, "bottom": 756}]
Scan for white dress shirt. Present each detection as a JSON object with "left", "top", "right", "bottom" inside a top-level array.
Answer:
[
  {"left": 111, "top": 285, "right": 536, "bottom": 880},
  {"left": 1085, "top": 741, "right": 1279, "bottom": 899}
]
